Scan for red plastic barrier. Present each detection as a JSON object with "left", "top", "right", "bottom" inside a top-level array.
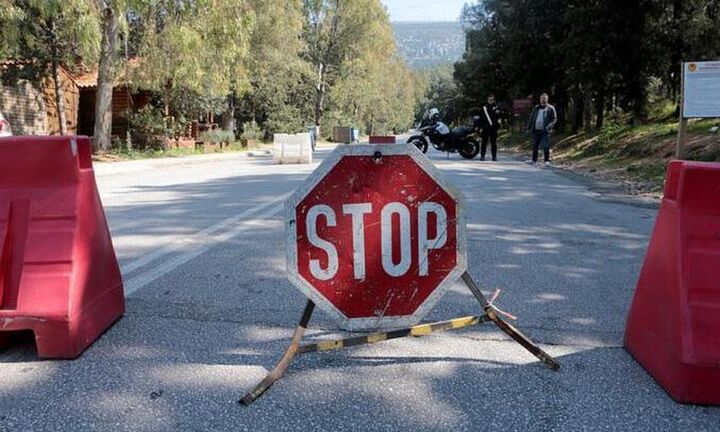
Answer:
[
  {"left": 625, "top": 160, "right": 720, "bottom": 405},
  {"left": 369, "top": 136, "right": 396, "bottom": 144},
  {"left": 0, "top": 136, "right": 124, "bottom": 358}
]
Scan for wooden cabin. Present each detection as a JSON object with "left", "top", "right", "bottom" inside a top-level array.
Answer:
[
  {"left": 0, "top": 59, "right": 151, "bottom": 142},
  {"left": 73, "top": 59, "right": 152, "bottom": 140},
  {"left": 0, "top": 60, "right": 79, "bottom": 135}
]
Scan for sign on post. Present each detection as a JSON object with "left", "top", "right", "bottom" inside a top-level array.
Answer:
[
  {"left": 240, "top": 144, "right": 560, "bottom": 406},
  {"left": 512, "top": 98, "right": 533, "bottom": 113},
  {"left": 285, "top": 144, "right": 467, "bottom": 330},
  {"left": 682, "top": 61, "right": 720, "bottom": 118},
  {"left": 678, "top": 61, "right": 720, "bottom": 157}
]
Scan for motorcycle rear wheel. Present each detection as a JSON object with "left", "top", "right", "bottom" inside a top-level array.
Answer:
[
  {"left": 459, "top": 138, "right": 480, "bottom": 159},
  {"left": 408, "top": 138, "right": 428, "bottom": 154}
]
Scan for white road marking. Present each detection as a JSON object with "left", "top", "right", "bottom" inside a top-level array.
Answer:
[
  {"left": 123, "top": 202, "right": 284, "bottom": 296},
  {"left": 122, "top": 194, "right": 288, "bottom": 275}
]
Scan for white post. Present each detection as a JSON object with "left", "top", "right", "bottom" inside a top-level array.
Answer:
[{"left": 677, "top": 62, "right": 688, "bottom": 159}]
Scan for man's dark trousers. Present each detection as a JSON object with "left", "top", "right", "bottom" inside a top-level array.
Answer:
[
  {"left": 532, "top": 130, "right": 550, "bottom": 162},
  {"left": 481, "top": 127, "right": 498, "bottom": 161}
]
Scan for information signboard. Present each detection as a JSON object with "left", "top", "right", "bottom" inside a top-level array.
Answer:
[{"left": 683, "top": 61, "right": 720, "bottom": 118}]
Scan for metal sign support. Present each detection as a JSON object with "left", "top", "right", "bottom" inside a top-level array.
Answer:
[
  {"left": 240, "top": 272, "right": 560, "bottom": 406},
  {"left": 677, "top": 61, "right": 688, "bottom": 159}
]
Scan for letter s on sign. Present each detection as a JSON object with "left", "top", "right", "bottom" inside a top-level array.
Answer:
[{"left": 306, "top": 205, "right": 339, "bottom": 280}]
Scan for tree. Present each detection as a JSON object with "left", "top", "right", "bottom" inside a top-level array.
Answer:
[
  {"left": 131, "top": 0, "right": 255, "bottom": 125},
  {"left": 301, "top": 0, "right": 386, "bottom": 135},
  {"left": 326, "top": 2, "right": 418, "bottom": 135},
  {"left": 456, "top": 0, "right": 720, "bottom": 129},
  {"left": 242, "top": 0, "right": 313, "bottom": 136},
  {"left": 0, "top": 0, "right": 100, "bottom": 135},
  {"left": 199, "top": 0, "right": 255, "bottom": 132},
  {"left": 421, "top": 66, "right": 461, "bottom": 125},
  {"left": 649, "top": 0, "right": 720, "bottom": 102},
  {"left": 93, "top": 0, "right": 119, "bottom": 150}
]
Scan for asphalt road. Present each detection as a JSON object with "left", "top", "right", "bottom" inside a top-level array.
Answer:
[{"left": 1, "top": 146, "right": 718, "bottom": 431}]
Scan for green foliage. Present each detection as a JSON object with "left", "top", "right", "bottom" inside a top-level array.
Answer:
[
  {"left": 240, "top": 121, "right": 261, "bottom": 141},
  {"left": 131, "top": 0, "right": 255, "bottom": 101},
  {"left": 598, "top": 124, "right": 632, "bottom": 148},
  {"left": 128, "top": 105, "right": 171, "bottom": 150},
  {"left": 417, "top": 65, "right": 461, "bottom": 124},
  {"left": 239, "top": 0, "right": 420, "bottom": 137},
  {"left": 241, "top": 0, "right": 313, "bottom": 136},
  {"left": 455, "top": 0, "right": 720, "bottom": 128},
  {"left": 301, "top": 0, "right": 418, "bottom": 134},
  {"left": 264, "top": 104, "right": 308, "bottom": 136},
  {"left": 0, "top": 0, "right": 101, "bottom": 132},
  {"left": 167, "top": 87, "right": 227, "bottom": 120},
  {"left": 0, "top": 0, "right": 100, "bottom": 73},
  {"left": 104, "top": 146, "right": 202, "bottom": 160},
  {"left": 199, "top": 129, "right": 235, "bottom": 146},
  {"left": 2, "top": 0, "right": 419, "bottom": 142}
]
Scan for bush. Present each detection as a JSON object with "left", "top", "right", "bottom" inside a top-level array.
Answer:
[
  {"left": 263, "top": 107, "right": 306, "bottom": 137},
  {"left": 241, "top": 121, "right": 261, "bottom": 141},
  {"left": 597, "top": 123, "right": 631, "bottom": 148},
  {"left": 199, "top": 129, "right": 235, "bottom": 146},
  {"left": 168, "top": 114, "right": 190, "bottom": 140},
  {"left": 128, "top": 106, "right": 171, "bottom": 150}
]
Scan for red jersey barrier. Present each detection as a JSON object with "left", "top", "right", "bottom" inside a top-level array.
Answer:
[
  {"left": 625, "top": 160, "right": 720, "bottom": 405},
  {"left": 0, "top": 136, "right": 124, "bottom": 358},
  {"left": 368, "top": 136, "right": 396, "bottom": 144}
]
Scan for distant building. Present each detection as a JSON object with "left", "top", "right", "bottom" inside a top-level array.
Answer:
[
  {"left": 72, "top": 58, "right": 152, "bottom": 139},
  {"left": 0, "top": 60, "right": 78, "bottom": 135},
  {"left": 0, "top": 59, "right": 151, "bottom": 140}
]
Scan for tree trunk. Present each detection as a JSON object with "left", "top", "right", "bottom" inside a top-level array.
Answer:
[
  {"left": 221, "top": 93, "right": 235, "bottom": 132},
  {"left": 49, "top": 18, "right": 67, "bottom": 136},
  {"left": 51, "top": 59, "right": 67, "bottom": 136},
  {"left": 572, "top": 94, "right": 584, "bottom": 134},
  {"left": 94, "top": 4, "right": 118, "bottom": 151},
  {"left": 595, "top": 88, "right": 606, "bottom": 129},
  {"left": 583, "top": 93, "right": 592, "bottom": 132},
  {"left": 554, "top": 87, "right": 568, "bottom": 131},
  {"left": 557, "top": 98, "right": 567, "bottom": 132},
  {"left": 314, "top": 62, "right": 326, "bottom": 136}
]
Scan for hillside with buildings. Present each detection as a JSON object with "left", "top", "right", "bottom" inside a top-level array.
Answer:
[{"left": 392, "top": 21, "right": 465, "bottom": 70}]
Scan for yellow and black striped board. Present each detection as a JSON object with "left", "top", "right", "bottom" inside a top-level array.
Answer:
[{"left": 298, "top": 315, "right": 493, "bottom": 354}]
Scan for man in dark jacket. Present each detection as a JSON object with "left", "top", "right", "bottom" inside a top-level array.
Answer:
[
  {"left": 480, "top": 94, "right": 501, "bottom": 161},
  {"left": 526, "top": 93, "right": 557, "bottom": 166}
]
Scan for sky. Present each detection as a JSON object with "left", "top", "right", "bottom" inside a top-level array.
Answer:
[{"left": 381, "top": 0, "right": 467, "bottom": 22}]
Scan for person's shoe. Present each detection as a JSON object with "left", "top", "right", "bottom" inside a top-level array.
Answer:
[
  {"left": 525, "top": 160, "right": 535, "bottom": 165},
  {"left": 545, "top": 161, "right": 551, "bottom": 168},
  {"left": 492, "top": 157, "right": 497, "bottom": 161}
]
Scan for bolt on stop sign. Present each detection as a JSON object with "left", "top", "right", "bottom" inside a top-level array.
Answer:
[{"left": 286, "top": 145, "right": 467, "bottom": 330}]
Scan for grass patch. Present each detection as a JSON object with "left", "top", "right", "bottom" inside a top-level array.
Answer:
[
  {"left": 95, "top": 141, "right": 254, "bottom": 162},
  {"left": 500, "top": 112, "right": 719, "bottom": 195}
]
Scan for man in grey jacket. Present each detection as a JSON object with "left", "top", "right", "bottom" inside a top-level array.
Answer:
[{"left": 527, "top": 93, "right": 557, "bottom": 166}]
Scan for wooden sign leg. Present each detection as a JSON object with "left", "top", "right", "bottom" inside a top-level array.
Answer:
[
  {"left": 461, "top": 272, "right": 561, "bottom": 371},
  {"left": 240, "top": 300, "right": 316, "bottom": 406}
]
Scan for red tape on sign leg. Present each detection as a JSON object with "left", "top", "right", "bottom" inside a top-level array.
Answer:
[{"left": 461, "top": 272, "right": 560, "bottom": 370}]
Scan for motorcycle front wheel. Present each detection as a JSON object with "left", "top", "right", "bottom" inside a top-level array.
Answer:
[
  {"left": 459, "top": 138, "right": 480, "bottom": 159},
  {"left": 408, "top": 137, "right": 428, "bottom": 154}
]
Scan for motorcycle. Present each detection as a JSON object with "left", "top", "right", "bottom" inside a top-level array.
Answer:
[{"left": 406, "top": 109, "right": 481, "bottom": 159}]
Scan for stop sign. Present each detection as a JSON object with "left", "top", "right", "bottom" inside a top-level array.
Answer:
[{"left": 285, "top": 145, "right": 467, "bottom": 330}]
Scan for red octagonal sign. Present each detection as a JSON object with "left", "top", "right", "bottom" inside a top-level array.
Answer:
[{"left": 286, "top": 145, "right": 467, "bottom": 330}]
